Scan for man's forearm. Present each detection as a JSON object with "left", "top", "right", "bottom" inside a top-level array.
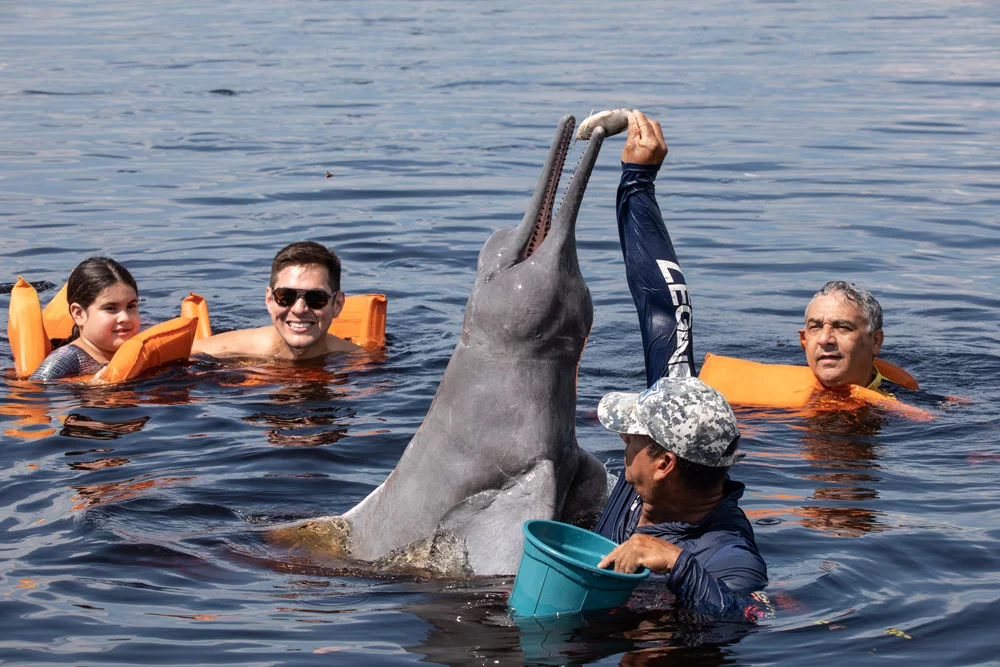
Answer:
[{"left": 617, "top": 163, "right": 696, "bottom": 387}]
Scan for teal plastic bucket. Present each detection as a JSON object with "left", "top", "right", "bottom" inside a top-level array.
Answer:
[{"left": 508, "top": 520, "right": 650, "bottom": 617}]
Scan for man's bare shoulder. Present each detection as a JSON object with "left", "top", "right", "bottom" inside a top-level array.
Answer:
[
  {"left": 323, "top": 334, "right": 363, "bottom": 355},
  {"left": 190, "top": 327, "right": 277, "bottom": 359},
  {"left": 294, "top": 333, "right": 364, "bottom": 359},
  {"left": 191, "top": 329, "right": 364, "bottom": 360}
]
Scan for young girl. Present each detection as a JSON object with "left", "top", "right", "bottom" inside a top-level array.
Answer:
[{"left": 30, "top": 257, "right": 141, "bottom": 381}]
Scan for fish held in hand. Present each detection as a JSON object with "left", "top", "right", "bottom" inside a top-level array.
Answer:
[{"left": 577, "top": 108, "right": 633, "bottom": 140}]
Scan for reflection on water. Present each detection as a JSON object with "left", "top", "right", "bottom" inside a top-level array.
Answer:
[
  {"left": 72, "top": 474, "right": 197, "bottom": 511},
  {"left": 265, "top": 428, "right": 349, "bottom": 448},
  {"left": 215, "top": 359, "right": 375, "bottom": 447},
  {"left": 0, "top": 372, "right": 193, "bottom": 439},
  {"left": 398, "top": 587, "right": 758, "bottom": 666},
  {"left": 746, "top": 407, "right": 890, "bottom": 538},
  {"left": 1, "top": 0, "right": 999, "bottom": 664},
  {"left": 69, "top": 371, "right": 198, "bottom": 410},
  {"left": 0, "top": 380, "right": 58, "bottom": 439},
  {"left": 60, "top": 413, "right": 149, "bottom": 440},
  {"left": 67, "top": 457, "right": 131, "bottom": 471},
  {"left": 796, "top": 410, "right": 886, "bottom": 538}
]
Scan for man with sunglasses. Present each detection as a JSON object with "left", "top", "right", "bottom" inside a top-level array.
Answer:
[{"left": 191, "top": 241, "right": 359, "bottom": 359}]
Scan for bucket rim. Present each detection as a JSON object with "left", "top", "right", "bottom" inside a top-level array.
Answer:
[{"left": 521, "top": 520, "right": 650, "bottom": 581}]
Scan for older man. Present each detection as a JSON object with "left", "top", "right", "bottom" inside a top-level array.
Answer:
[
  {"left": 594, "top": 111, "right": 769, "bottom": 620},
  {"left": 613, "top": 110, "right": 892, "bottom": 395},
  {"left": 191, "top": 241, "right": 359, "bottom": 360},
  {"left": 801, "top": 281, "right": 886, "bottom": 390}
]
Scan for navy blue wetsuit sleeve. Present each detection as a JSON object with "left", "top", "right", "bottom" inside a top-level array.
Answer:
[
  {"left": 594, "top": 473, "right": 636, "bottom": 541},
  {"left": 617, "top": 162, "right": 695, "bottom": 387},
  {"left": 664, "top": 544, "right": 769, "bottom": 618}
]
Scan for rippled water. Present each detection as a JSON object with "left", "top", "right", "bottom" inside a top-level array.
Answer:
[{"left": 2, "top": 1, "right": 999, "bottom": 664}]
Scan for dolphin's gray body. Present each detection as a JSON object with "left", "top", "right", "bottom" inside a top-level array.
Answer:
[{"left": 295, "top": 116, "right": 610, "bottom": 576}]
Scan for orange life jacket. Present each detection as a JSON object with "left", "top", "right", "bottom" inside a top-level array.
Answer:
[
  {"left": 698, "top": 353, "right": 932, "bottom": 420},
  {"left": 8, "top": 279, "right": 387, "bottom": 380}
]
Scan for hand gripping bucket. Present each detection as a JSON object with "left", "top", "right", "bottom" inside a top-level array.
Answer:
[{"left": 508, "top": 520, "right": 649, "bottom": 617}]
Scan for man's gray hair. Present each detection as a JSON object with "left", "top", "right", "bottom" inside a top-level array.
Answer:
[{"left": 808, "top": 281, "right": 883, "bottom": 334}]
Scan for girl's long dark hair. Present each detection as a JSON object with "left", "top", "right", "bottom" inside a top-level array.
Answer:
[{"left": 54, "top": 257, "right": 138, "bottom": 348}]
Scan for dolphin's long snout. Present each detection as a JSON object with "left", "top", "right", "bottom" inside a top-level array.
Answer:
[
  {"left": 550, "top": 124, "right": 605, "bottom": 245},
  {"left": 512, "top": 115, "right": 575, "bottom": 263},
  {"left": 492, "top": 114, "right": 606, "bottom": 272}
]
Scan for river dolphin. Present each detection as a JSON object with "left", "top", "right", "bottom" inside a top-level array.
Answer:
[{"left": 275, "top": 116, "right": 610, "bottom": 576}]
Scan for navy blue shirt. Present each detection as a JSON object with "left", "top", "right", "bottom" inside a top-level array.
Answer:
[
  {"left": 596, "top": 475, "right": 768, "bottom": 617},
  {"left": 597, "top": 162, "right": 769, "bottom": 619}
]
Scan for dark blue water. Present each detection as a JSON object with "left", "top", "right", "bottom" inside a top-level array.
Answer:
[{"left": 2, "top": 1, "right": 999, "bottom": 664}]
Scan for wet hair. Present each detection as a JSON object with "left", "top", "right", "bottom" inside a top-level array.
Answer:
[
  {"left": 808, "top": 281, "right": 883, "bottom": 335},
  {"left": 269, "top": 242, "right": 341, "bottom": 293},
  {"left": 58, "top": 257, "right": 138, "bottom": 347},
  {"left": 644, "top": 441, "right": 731, "bottom": 492}
]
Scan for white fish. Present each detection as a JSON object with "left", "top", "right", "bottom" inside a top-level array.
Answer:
[{"left": 576, "top": 108, "right": 633, "bottom": 140}]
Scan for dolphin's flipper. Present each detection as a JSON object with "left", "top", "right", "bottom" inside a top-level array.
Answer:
[
  {"left": 560, "top": 449, "right": 609, "bottom": 529},
  {"left": 437, "top": 460, "right": 559, "bottom": 575}
]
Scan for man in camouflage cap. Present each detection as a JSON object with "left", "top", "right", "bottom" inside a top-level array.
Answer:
[
  {"left": 594, "top": 375, "right": 768, "bottom": 618},
  {"left": 597, "top": 376, "right": 744, "bottom": 469},
  {"left": 592, "top": 111, "right": 769, "bottom": 620}
]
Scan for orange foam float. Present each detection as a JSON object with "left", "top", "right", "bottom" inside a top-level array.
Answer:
[
  {"left": 180, "top": 292, "right": 213, "bottom": 341},
  {"left": 8, "top": 279, "right": 388, "bottom": 381},
  {"left": 7, "top": 278, "right": 51, "bottom": 379},
  {"left": 98, "top": 316, "right": 199, "bottom": 383},
  {"left": 7, "top": 279, "right": 202, "bottom": 382},
  {"left": 698, "top": 353, "right": 931, "bottom": 420},
  {"left": 328, "top": 294, "right": 387, "bottom": 349},
  {"left": 42, "top": 282, "right": 73, "bottom": 341}
]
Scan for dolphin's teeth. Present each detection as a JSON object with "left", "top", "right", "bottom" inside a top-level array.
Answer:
[
  {"left": 519, "top": 118, "right": 574, "bottom": 261},
  {"left": 556, "top": 149, "right": 585, "bottom": 216}
]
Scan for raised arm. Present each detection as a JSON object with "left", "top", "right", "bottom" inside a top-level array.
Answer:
[{"left": 616, "top": 111, "right": 695, "bottom": 387}]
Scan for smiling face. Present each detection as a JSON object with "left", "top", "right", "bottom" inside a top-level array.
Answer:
[
  {"left": 70, "top": 282, "right": 140, "bottom": 358},
  {"left": 802, "top": 292, "right": 884, "bottom": 389},
  {"left": 265, "top": 264, "right": 344, "bottom": 353}
]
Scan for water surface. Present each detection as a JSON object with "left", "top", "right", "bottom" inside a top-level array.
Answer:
[{"left": 2, "top": 1, "right": 999, "bottom": 664}]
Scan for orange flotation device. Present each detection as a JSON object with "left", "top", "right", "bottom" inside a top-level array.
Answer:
[
  {"left": 328, "top": 294, "right": 387, "bottom": 349},
  {"left": 7, "top": 280, "right": 207, "bottom": 381},
  {"left": 174, "top": 291, "right": 386, "bottom": 348},
  {"left": 698, "top": 353, "right": 932, "bottom": 420},
  {"left": 98, "top": 316, "right": 199, "bottom": 383},
  {"left": 42, "top": 282, "right": 73, "bottom": 341},
  {"left": 8, "top": 280, "right": 388, "bottom": 379},
  {"left": 8, "top": 278, "right": 52, "bottom": 378},
  {"left": 180, "top": 292, "right": 213, "bottom": 340},
  {"left": 172, "top": 291, "right": 386, "bottom": 348}
]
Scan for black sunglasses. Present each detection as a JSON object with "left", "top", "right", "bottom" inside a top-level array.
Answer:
[{"left": 272, "top": 287, "right": 333, "bottom": 309}]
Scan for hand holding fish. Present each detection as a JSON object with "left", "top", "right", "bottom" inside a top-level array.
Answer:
[{"left": 622, "top": 110, "right": 667, "bottom": 166}]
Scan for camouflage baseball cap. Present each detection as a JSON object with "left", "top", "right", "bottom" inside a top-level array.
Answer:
[{"left": 598, "top": 376, "right": 743, "bottom": 467}]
